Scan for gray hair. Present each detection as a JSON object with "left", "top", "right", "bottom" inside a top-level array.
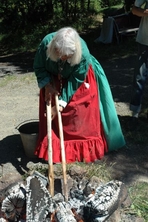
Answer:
[{"left": 46, "top": 27, "right": 82, "bottom": 66}]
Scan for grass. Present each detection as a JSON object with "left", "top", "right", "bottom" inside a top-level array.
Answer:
[
  {"left": 0, "top": 75, "right": 17, "bottom": 87},
  {"left": 128, "top": 182, "right": 148, "bottom": 221},
  {"left": 67, "top": 162, "right": 112, "bottom": 182},
  {"left": 0, "top": 73, "right": 36, "bottom": 87}
]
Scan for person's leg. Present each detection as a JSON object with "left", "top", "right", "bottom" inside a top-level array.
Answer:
[{"left": 130, "top": 43, "right": 148, "bottom": 118}]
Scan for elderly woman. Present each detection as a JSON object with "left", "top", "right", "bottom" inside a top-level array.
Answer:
[{"left": 33, "top": 27, "right": 125, "bottom": 163}]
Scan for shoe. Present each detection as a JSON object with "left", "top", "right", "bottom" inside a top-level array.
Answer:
[{"left": 129, "top": 117, "right": 139, "bottom": 131}]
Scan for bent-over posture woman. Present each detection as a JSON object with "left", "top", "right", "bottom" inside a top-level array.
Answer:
[{"left": 33, "top": 27, "right": 125, "bottom": 163}]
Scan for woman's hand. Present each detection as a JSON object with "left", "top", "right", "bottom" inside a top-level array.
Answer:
[
  {"left": 45, "top": 83, "right": 59, "bottom": 105},
  {"left": 51, "top": 105, "right": 64, "bottom": 120},
  {"left": 44, "top": 105, "right": 63, "bottom": 119}
]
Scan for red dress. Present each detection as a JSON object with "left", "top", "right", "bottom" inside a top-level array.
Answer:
[{"left": 35, "top": 66, "right": 108, "bottom": 163}]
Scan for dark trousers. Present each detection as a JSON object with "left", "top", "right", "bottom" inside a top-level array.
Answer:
[{"left": 130, "top": 43, "right": 148, "bottom": 113}]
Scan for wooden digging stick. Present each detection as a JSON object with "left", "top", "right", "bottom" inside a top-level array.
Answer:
[
  {"left": 55, "top": 94, "right": 68, "bottom": 201},
  {"left": 46, "top": 100, "right": 54, "bottom": 197}
]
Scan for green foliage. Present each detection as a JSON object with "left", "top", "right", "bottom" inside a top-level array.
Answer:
[
  {"left": 0, "top": 0, "right": 53, "bottom": 31},
  {"left": 1, "top": 1, "right": 135, "bottom": 54},
  {"left": 0, "top": 0, "right": 99, "bottom": 32},
  {"left": 99, "top": 0, "right": 123, "bottom": 7},
  {"left": 0, "top": 0, "right": 107, "bottom": 53}
]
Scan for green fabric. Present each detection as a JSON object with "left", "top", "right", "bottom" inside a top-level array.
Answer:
[
  {"left": 33, "top": 32, "right": 125, "bottom": 151},
  {"left": 91, "top": 56, "right": 125, "bottom": 150}
]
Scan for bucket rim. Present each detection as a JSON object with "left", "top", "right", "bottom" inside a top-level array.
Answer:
[
  {"left": 16, "top": 119, "right": 39, "bottom": 130},
  {"left": 18, "top": 121, "right": 39, "bottom": 134}
]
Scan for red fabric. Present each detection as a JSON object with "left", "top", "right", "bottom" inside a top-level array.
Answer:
[{"left": 35, "top": 65, "right": 108, "bottom": 163}]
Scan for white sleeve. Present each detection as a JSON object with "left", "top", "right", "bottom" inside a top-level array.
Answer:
[{"left": 58, "top": 99, "right": 67, "bottom": 108}]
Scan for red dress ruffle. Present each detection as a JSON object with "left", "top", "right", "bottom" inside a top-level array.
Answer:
[{"left": 35, "top": 65, "right": 108, "bottom": 163}]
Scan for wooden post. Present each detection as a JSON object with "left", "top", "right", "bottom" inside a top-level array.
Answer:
[
  {"left": 55, "top": 94, "right": 68, "bottom": 201},
  {"left": 46, "top": 102, "right": 54, "bottom": 197}
]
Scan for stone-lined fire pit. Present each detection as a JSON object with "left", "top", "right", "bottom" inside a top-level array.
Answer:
[{"left": 0, "top": 166, "right": 131, "bottom": 222}]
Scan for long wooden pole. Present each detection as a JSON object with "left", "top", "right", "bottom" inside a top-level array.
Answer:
[
  {"left": 55, "top": 95, "right": 68, "bottom": 201},
  {"left": 46, "top": 101, "right": 54, "bottom": 197}
]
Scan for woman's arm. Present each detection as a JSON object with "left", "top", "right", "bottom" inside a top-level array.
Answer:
[
  {"left": 33, "top": 33, "right": 56, "bottom": 88},
  {"left": 132, "top": 3, "right": 148, "bottom": 17},
  {"left": 33, "top": 42, "right": 51, "bottom": 88}
]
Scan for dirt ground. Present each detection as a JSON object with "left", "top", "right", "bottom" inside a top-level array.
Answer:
[{"left": 0, "top": 41, "right": 148, "bottom": 195}]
